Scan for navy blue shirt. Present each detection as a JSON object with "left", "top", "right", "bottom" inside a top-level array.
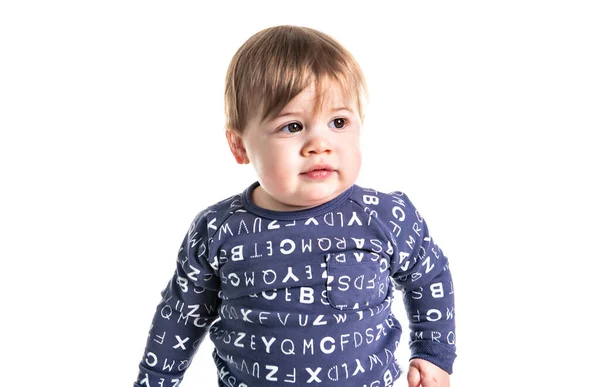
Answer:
[{"left": 134, "top": 182, "right": 456, "bottom": 387}]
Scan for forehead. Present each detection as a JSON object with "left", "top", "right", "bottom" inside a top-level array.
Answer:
[
  {"left": 267, "top": 81, "right": 357, "bottom": 119},
  {"left": 295, "top": 81, "right": 347, "bottom": 103}
]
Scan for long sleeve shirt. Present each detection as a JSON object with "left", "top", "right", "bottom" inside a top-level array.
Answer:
[{"left": 134, "top": 182, "right": 456, "bottom": 387}]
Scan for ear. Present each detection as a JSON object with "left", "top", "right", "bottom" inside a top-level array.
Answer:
[{"left": 226, "top": 130, "right": 250, "bottom": 164}]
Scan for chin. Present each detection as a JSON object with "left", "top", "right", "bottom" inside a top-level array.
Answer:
[{"left": 300, "top": 187, "right": 339, "bottom": 203}]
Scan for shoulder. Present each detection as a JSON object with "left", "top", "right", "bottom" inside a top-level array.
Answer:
[
  {"left": 349, "top": 184, "right": 423, "bottom": 234},
  {"left": 349, "top": 185, "right": 419, "bottom": 216},
  {"left": 188, "top": 192, "right": 245, "bottom": 236}
]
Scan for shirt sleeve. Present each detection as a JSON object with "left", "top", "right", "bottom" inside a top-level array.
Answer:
[
  {"left": 386, "top": 192, "right": 457, "bottom": 374},
  {"left": 133, "top": 211, "right": 221, "bottom": 387}
]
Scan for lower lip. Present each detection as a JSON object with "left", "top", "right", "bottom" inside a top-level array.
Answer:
[{"left": 301, "top": 170, "right": 335, "bottom": 179}]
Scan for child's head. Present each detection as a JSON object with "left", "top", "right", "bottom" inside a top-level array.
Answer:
[{"left": 224, "top": 25, "right": 368, "bottom": 211}]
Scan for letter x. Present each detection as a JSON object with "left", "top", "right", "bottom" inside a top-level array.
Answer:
[
  {"left": 173, "top": 335, "right": 189, "bottom": 350},
  {"left": 241, "top": 308, "right": 253, "bottom": 323},
  {"left": 306, "top": 367, "right": 322, "bottom": 383}
]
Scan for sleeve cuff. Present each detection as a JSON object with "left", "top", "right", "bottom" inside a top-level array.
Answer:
[{"left": 409, "top": 340, "right": 457, "bottom": 374}]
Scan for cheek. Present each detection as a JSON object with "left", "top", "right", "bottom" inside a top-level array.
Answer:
[
  {"left": 256, "top": 146, "right": 296, "bottom": 179},
  {"left": 349, "top": 153, "right": 362, "bottom": 179},
  {"left": 342, "top": 141, "right": 362, "bottom": 173}
]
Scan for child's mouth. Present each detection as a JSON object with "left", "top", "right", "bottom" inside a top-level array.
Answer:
[{"left": 301, "top": 166, "right": 335, "bottom": 179}]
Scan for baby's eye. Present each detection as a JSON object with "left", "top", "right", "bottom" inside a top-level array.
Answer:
[
  {"left": 329, "top": 118, "right": 347, "bottom": 129},
  {"left": 280, "top": 122, "right": 303, "bottom": 133}
]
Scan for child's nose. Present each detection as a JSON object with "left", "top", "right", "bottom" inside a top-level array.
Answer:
[{"left": 301, "top": 134, "right": 332, "bottom": 156}]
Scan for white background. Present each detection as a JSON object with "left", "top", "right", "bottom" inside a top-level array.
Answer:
[{"left": 1, "top": 1, "right": 598, "bottom": 386}]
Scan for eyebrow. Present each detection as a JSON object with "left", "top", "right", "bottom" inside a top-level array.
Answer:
[{"left": 271, "top": 106, "right": 354, "bottom": 121}]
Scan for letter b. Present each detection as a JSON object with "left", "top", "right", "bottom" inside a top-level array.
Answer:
[
  {"left": 430, "top": 282, "right": 444, "bottom": 298},
  {"left": 363, "top": 195, "right": 379, "bottom": 205},
  {"left": 299, "top": 287, "right": 314, "bottom": 304}
]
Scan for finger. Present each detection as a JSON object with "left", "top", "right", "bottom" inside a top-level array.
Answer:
[{"left": 407, "top": 365, "right": 421, "bottom": 387}]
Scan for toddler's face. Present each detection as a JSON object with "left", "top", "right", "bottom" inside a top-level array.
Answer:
[{"left": 227, "top": 80, "right": 362, "bottom": 211}]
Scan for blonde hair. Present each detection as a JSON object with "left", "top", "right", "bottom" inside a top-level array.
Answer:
[{"left": 224, "top": 25, "right": 368, "bottom": 133}]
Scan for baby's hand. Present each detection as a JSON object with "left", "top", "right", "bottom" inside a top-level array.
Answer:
[{"left": 407, "top": 358, "right": 450, "bottom": 387}]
